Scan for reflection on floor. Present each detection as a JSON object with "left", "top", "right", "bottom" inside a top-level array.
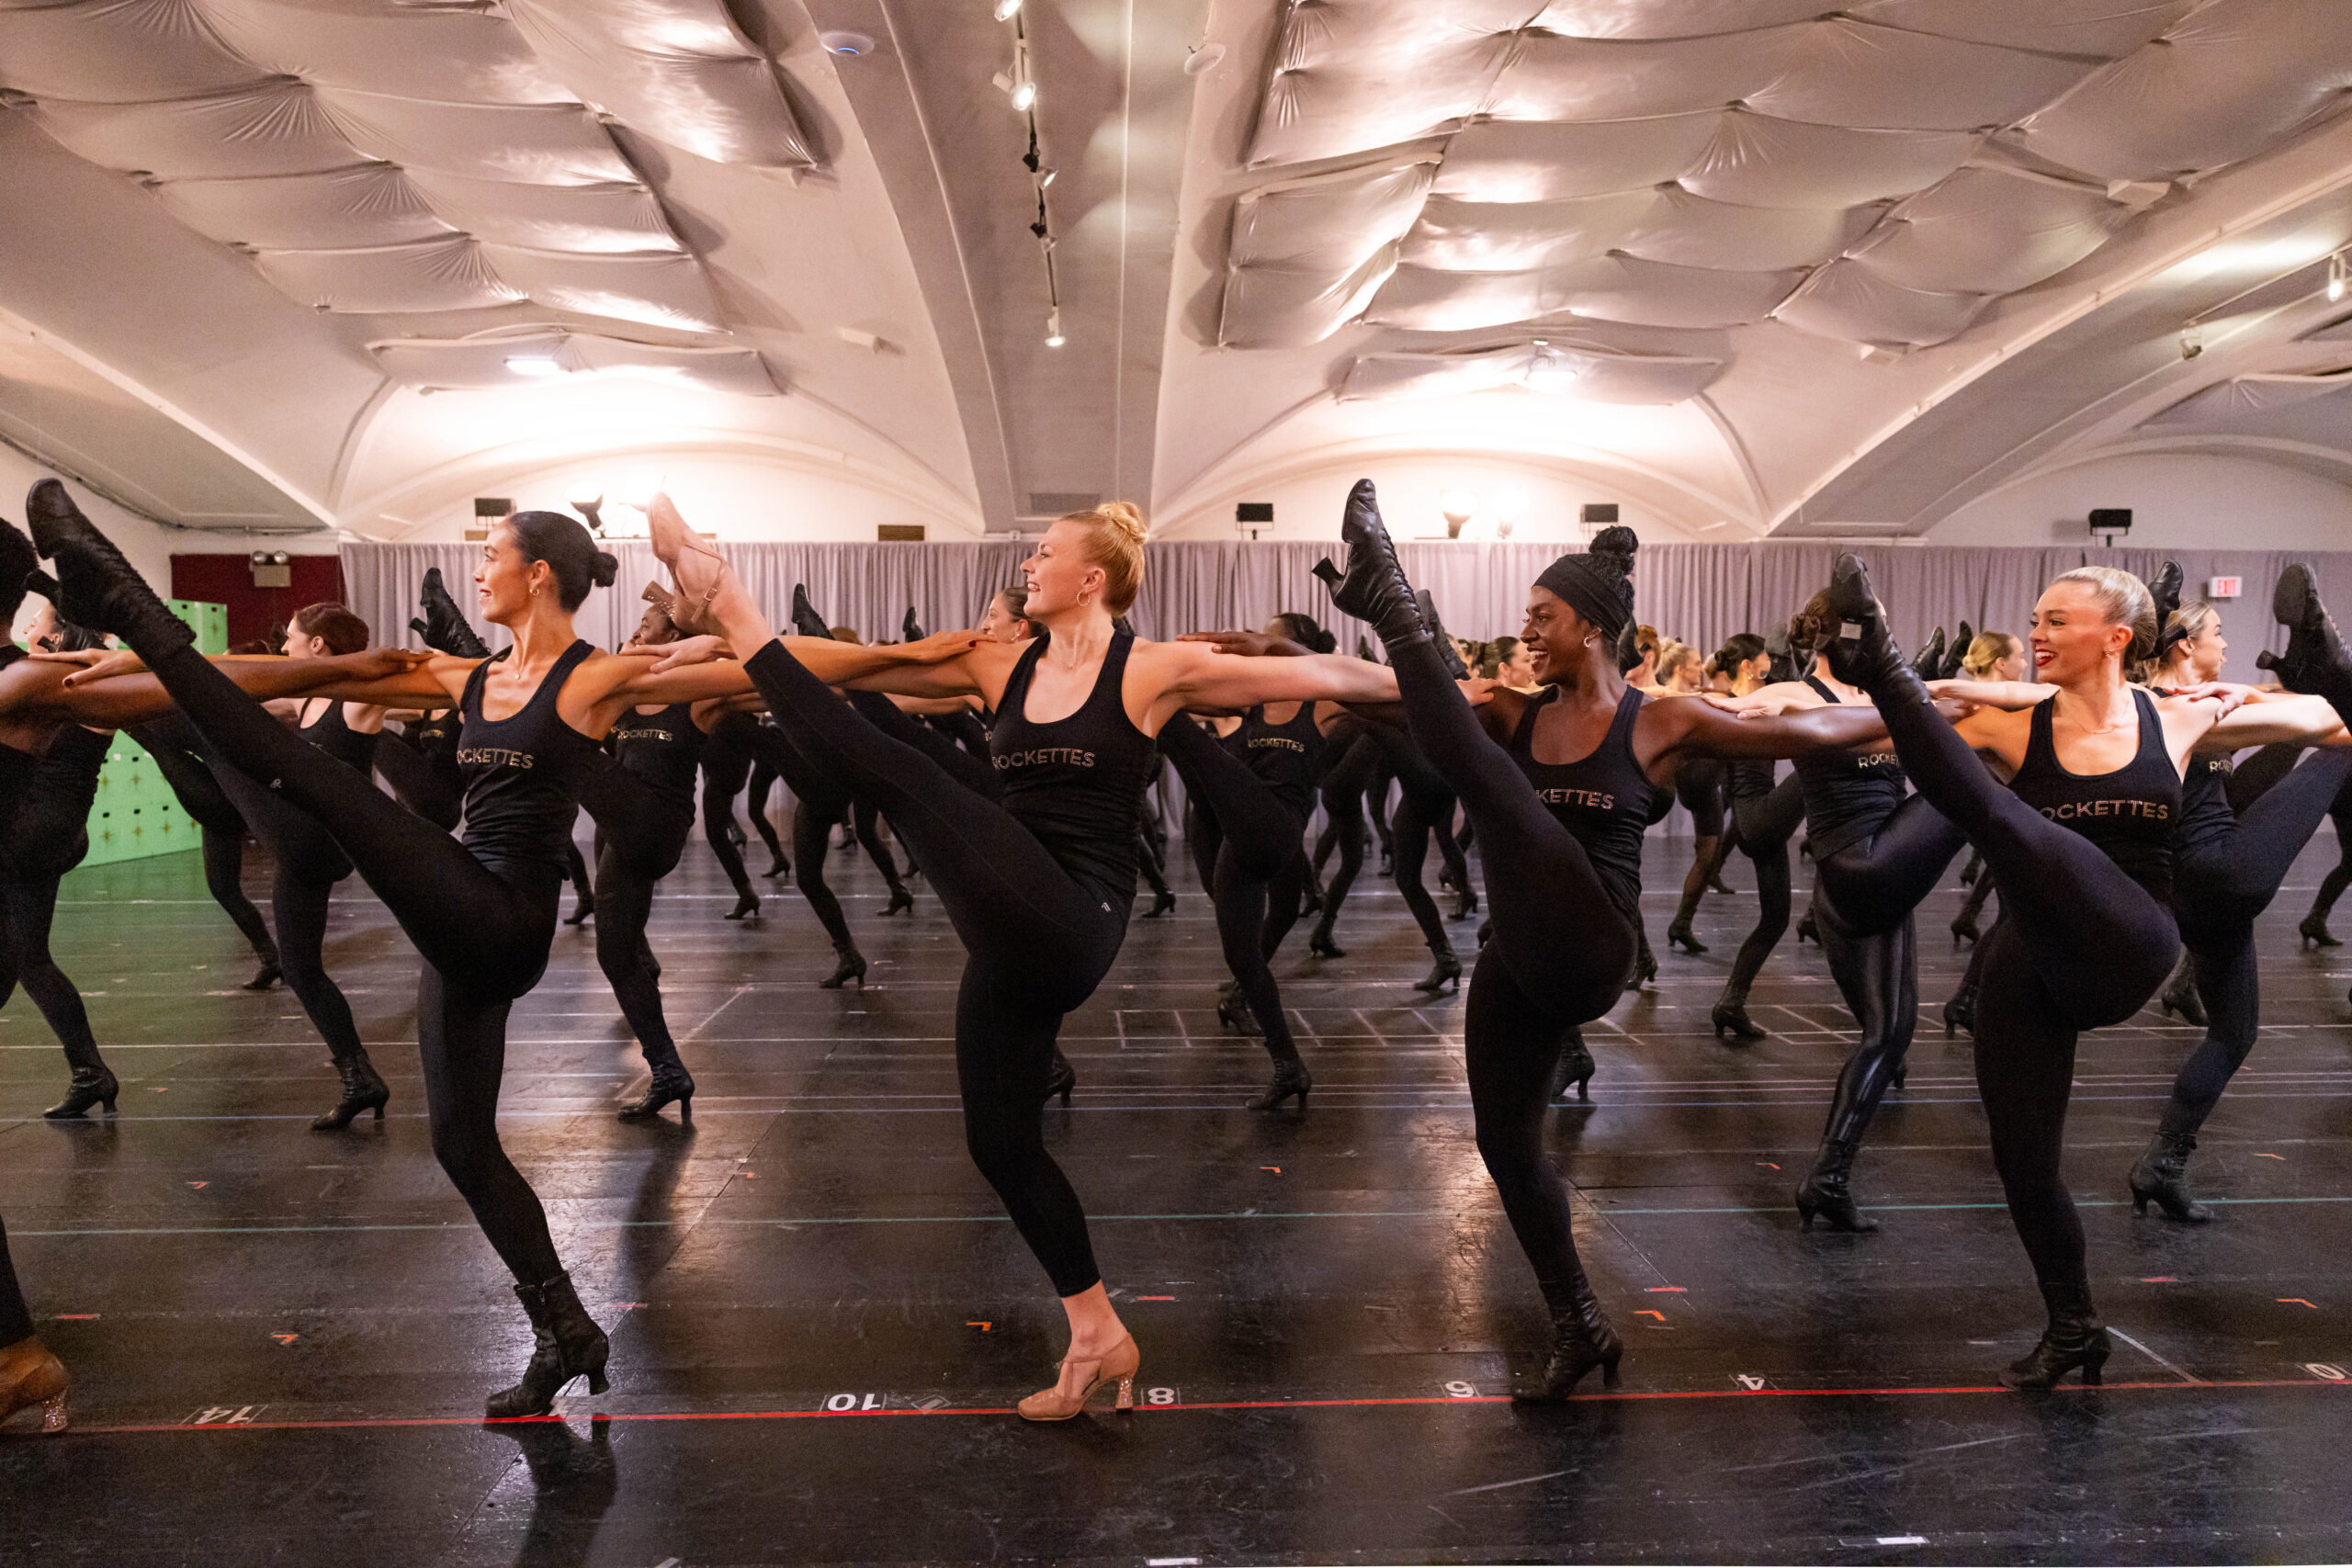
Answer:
[{"left": 4, "top": 830, "right": 2351, "bottom": 1564}]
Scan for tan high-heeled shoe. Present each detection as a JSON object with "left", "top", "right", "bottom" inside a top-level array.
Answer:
[
  {"left": 1016, "top": 1335, "right": 1139, "bottom": 1422},
  {"left": 0, "top": 1337, "right": 70, "bottom": 1435},
  {"left": 644, "top": 495, "right": 728, "bottom": 637}
]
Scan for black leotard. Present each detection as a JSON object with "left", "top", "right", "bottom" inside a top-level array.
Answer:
[
  {"left": 609, "top": 702, "right": 706, "bottom": 820},
  {"left": 990, "top": 631, "right": 1157, "bottom": 911},
  {"left": 1235, "top": 702, "right": 1323, "bottom": 819},
  {"left": 2007, "top": 691, "right": 2179, "bottom": 902},
  {"left": 2172, "top": 751, "right": 2234, "bottom": 859},
  {"left": 1794, "top": 676, "right": 1905, "bottom": 858},
  {"left": 455, "top": 642, "right": 602, "bottom": 888},
  {"left": 1507, "top": 686, "right": 1657, "bottom": 922}
]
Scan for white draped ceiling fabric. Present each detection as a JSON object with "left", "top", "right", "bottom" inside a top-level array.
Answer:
[
  {"left": 0, "top": 0, "right": 808, "bottom": 383},
  {"left": 1220, "top": 0, "right": 2352, "bottom": 402}
]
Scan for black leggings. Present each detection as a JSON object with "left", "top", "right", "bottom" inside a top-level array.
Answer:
[
  {"left": 1809, "top": 794, "right": 1969, "bottom": 1153},
  {"left": 0, "top": 1216, "right": 31, "bottom": 1348},
  {"left": 1720, "top": 772, "right": 1804, "bottom": 999},
  {"left": 2165, "top": 750, "right": 2352, "bottom": 1135},
  {"left": 716, "top": 716, "right": 860, "bottom": 951},
  {"left": 130, "top": 719, "right": 280, "bottom": 967},
  {"left": 134, "top": 643, "right": 568, "bottom": 1285},
  {"left": 0, "top": 872, "right": 101, "bottom": 1077},
  {"left": 741, "top": 642, "right": 1121, "bottom": 1297},
  {"left": 1872, "top": 693, "right": 2177, "bottom": 1298},
  {"left": 744, "top": 758, "right": 789, "bottom": 871},
  {"left": 215, "top": 769, "right": 367, "bottom": 1066},
  {"left": 373, "top": 723, "right": 465, "bottom": 831},
  {"left": 698, "top": 743, "right": 758, "bottom": 904},
  {"left": 1312, "top": 732, "right": 1381, "bottom": 938},
  {"left": 1374, "top": 730, "right": 1467, "bottom": 957},
  {"left": 1159, "top": 719, "right": 1309, "bottom": 1068},
  {"left": 1392, "top": 646, "right": 1639, "bottom": 1321},
  {"left": 580, "top": 762, "right": 695, "bottom": 1073}
]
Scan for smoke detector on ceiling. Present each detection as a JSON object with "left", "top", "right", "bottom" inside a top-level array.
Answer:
[{"left": 820, "top": 30, "right": 874, "bottom": 57}]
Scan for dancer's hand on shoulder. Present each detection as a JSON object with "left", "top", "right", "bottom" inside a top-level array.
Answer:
[
  {"left": 51, "top": 648, "right": 144, "bottom": 685},
  {"left": 2165, "top": 681, "right": 2248, "bottom": 716},
  {"left": 338, "top": 648, "right": 435, "bottom": 681},
  {"left": 647, "top": 634, "right": 729, "bottom": 671},
  {"left": 1458, "top": 676, "right": 1499, "bottom": 706},
  {"left": 1702, "top": 690, "right": 1792, "bottom": 716},
  {"left": 896, "top": 629, "right": 985, "bottom": 665}
]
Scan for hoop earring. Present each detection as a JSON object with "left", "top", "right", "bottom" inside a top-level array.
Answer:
[{"left": 1582, "top": 633, "right": 1595, "bottom": 649}]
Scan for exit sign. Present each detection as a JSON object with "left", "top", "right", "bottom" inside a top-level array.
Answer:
[{"left": 2208, "top": 576, "right": 2242, "bottom": 600}]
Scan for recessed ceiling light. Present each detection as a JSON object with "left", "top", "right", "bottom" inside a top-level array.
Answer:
[
  {"left": 820, "top": 30, "right": 874, "bottom": 56},
  {"left": 993, "top": 0, "right": 1023, "bottom": 19},
  {"left": 505, "top": 356, "right": 563, "bottom": 377}
]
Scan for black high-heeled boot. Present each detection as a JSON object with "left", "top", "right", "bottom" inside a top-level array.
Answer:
[
  {"left": 1248, "top": 1057, "right": 1312, "bottom": 1111},
  {"left": 410, "top": 566, "right": 491, "bottom": 658},
  {"left": 724, "top": 891, "right": 758, "bottom": 920},
  {"left": 820, "top": 943, "right": 866, "bottom": 989},
  {"left": 1910, "top": 626, "right": 1946, "bottom": 682},
  {"left": 485, "top": 1271, "right": 611, "bottom": 1418},
  {"left": 564, "top": 890, "right": 594, "bottom": 927},
  {"left": 2256, "top": 562, "right": 2352, "bottom": 715},
  {"left": 1313, "top": 480, "right": 1433, "bottom": 654},
  {"left": 1711, "top": 987, "right": 1766, "bottom": 1042},
  {"left": 25, "top": 481, "right": 196, "bottom": 655},
  {"left": 1667, "top": 911, "right": 1707, "bottom": 954},
  {"left": 1941, "top": 619, "right": 1973, "bottom": 680},
  {"left": 902, "top": 604, "right": 924, "bottom": 643},
  {"left": 2158, "top": 953, "right": 2206, "bottom": 1027},
  {"left": 1413, "top": 946, "right": 1463, "bottom": 994},
  {"left": 882, "top": 880, "right": 914, "bottom": 917},
  {"left": 1416, "top": 589, "right": 1473, "bottom": 681},
  {"left": 1795, "top": 1139, "right": 1877, "bottom": 1232},
  {"left": 43, "top": 1065, "right": 119, "bottom": 1119},
  {"left": 2128, "top": 1129, "right": 2211, "bottom": 1223},
  {"left": 790, "top": 583, "right": 834, "bottom": 642},
  {"left": 1818, "top": 554, "right": 1931, "bottom": 710},
  {"left": 1519, "top": 1269, "right": 1622, "bottom": 1401},
  {"left": 243, "top": 956, "right": 282, "bottom": 991},
  {"left": 2000, "top": 1281, "right": 2110, "bottom": 1390},
  {"left": 1548, "top": 1028, "right": 1594, "bottom": 1104},
  {"left": 1942, "top": 981, "right": 1977, "bottom": 1036},
  {"left": 311, "top": 1054, "right": 389, "bottom": 1131},
  {"left": 2300, "top": 910, "right": 2341, "bottom": 948},
  {"left": 1795, "top": 912, "right": 1819, "bottom": 945},
  {"left": 1144, "top": 887, "right": 1176, "bottom": 917},
  {"left": 1216, "top": 989, "right": 1262, "bottom": 1035},
  {"left": 1043, "top": 1049, "right": 1076, "bottom": 1107},
  {"left": 1306, "top": 919, "right": 1345, "bottom": 958},
  {"left": 616, "top": 1061, "right": 694, "bottom": 1122}
]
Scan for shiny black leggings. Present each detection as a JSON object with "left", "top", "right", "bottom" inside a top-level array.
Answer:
[
  {"left": 743, "top": 642, "right": 1121, "bottom": 1297},
  {"left": 1719, "top": 772, "right": 1804, "bottom": 1000},
  {"left": 133, "top": 642, "right": 567, "bottom": 1286},
  {"left": 1809, "top": 794, "right": 1968, "bottom": 1153},
  {"left": 0, "top": 1216, "right": 30, "bottom": 1348},
  {"left": 1161, "top": 719, "right": 1308, "bottom": 1067},
  {"left": 2165, "top": 749, "right": 2352, "bottom": 1136},
  {"left": 1392, "top": 645, "right": 1638, "bottom": 1318},
  {"left": 1874, "top": 693, "right": 2177, "bottom": 1298}
]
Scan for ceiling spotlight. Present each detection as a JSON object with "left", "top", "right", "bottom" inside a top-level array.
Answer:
[
  {"left": 2179, "top": 327, "right": 2203, "bottom": 361},
  {"left": 1046, "top": 310, "right": 1066, "bottom": 348},
  {"left": 1440, "top": 490, "right": 1479, "bottom": 540},
  {"left": 993, "top": 0, "right": 1022, "bottom": 19},
  {"left": 2330, "top": 251, "right": 2347, "bottom": 303},
  {"left": 505, "top": 355, "right": 562, "bottom": 377},
  {"left": 1011, "top": 77, "right": 1036, "bottom": 111},
  {"left": 566, "top": 481, "right": 605, "bottom": 511},
  {"left": 1038, "top": 167, "right": 1057, "bottom": 188}
]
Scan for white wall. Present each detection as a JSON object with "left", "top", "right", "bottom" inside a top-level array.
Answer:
[
  {"left": 1152, "top": 458, "right": 1711, "bottom": 545},
  {"left": 1933, "top": 453, "right": 2352, "bottom": 548},
  {"left": 0, "top": 446, "right": 192, "bottom": 642}
]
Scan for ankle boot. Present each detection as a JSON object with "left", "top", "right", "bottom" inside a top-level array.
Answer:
[
  {"left": 820, "top": 942, "right": 867, "bottom": 989},
  {"left": 1307, "top": 919, "right": 1345, "bottom": 958},
  {"left": 2128, "top": 1129, "right": 2211, "bottom": 1223},
  {"left": 2158, "top": 953, "right": 2206, "bottom": 1026},
  {"left": 1910, "top": 626, "right": 1946, "bottom": 682},
  {"left": 790, "top": 582, "right": 834, "bottom": 641},
  {"left": 1942, "top": 981, "right": 1978, "bottom": 1036},
  {"left": 25, "top": 481, "right": 195, "bottom": 656},
  {"left": 485, "top": 1271, "right": 611, "bottom": 1418},
  {"left": 1247, "top": 1056, "right": 1312, "bottom": 1111},
  {"left": 2001, "top": 1281, "right": 2109, "bottom": 1390},
  {"left": 882, "top": 879, "right": 914, "bottom": 917},
  {"left": 1941, "top": 619, "right": 1973, "bottom": 680},
  {"left": 617, "top": 1060, "right": 694, "bottom": 1122},
  {"left": 311, "top": 1054, "right": 390, "bottom": 1131},
  {"left": 1416, "top": 588, "right": 1472, "bottom": 680},
  {"left": 1711, "top": 988, "right": 1766, "bottom": 1041},
  {"left": 1520, "top": 1269, "right": 1622, "bottom": 1400},
  {"left": 409, "top": 566, "right": 490, "bottom": 658},
  {"left": 1549, "top": 1028, "right": 1594, "bottom": 1104},
  {"left": 1667, "top": 905, "right": 1707, "bottom": 954},
  {"left": 1818, "top": 554, "right": 1931, "bottom": 709},
  {"left": 1313, "top": 481, "right": 1432, "bottom": 655},
  {"left": 1795, "top": 1139, "right": 1877, "bottom": 1232},
  {"left": 2256, "top": 562, "right": 2352, "bottom": 715},
  {"left": 1043, "top": 1048, "right": 1077, "bottom": 1107},
  {"left": 2300, "top": 909, "right": 2342, "bottom": 949},
  {"left": 43, "top": 1065, "right": 119, "bottom": 1119},
  {"left": 1412, "top": 945, "right": 1462, "bottom": 994}
]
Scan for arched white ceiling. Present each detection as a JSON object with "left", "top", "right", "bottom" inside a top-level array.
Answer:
[{"left": 3, "top": 0, "right": 2352, "bottom": 549}]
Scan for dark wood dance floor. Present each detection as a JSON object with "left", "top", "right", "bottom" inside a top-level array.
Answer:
[{"left": 5, "top": 829, "right": 2352, "bottom": 1564}]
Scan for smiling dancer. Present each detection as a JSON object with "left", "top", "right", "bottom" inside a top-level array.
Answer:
[{"left": 646, "top": 493, "right": 1400, "bottom": 1420}]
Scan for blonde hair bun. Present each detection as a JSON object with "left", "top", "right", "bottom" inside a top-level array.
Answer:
[{"left": 1062, "top": 501, "right": 1149, "bottom": 615}]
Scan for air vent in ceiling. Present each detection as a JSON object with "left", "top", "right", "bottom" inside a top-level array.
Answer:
[
  {"left": 1026, "top": 491, "right": 1101, "bottom": 516},
  {"left": 1580, "top": 503, "right": 1619, "bottom": 524}
]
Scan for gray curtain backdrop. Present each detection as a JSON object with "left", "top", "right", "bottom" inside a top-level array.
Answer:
[{"left": 345, "top": 538, "right": 2335, "bottom": 667}]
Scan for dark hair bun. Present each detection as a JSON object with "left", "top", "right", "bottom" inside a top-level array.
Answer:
[
  {"left": 592, "top": 550, "right": 619, "bottom": 590},
  {"left": 1589, "top": 525, "right": 1639, "bottom": 565}
]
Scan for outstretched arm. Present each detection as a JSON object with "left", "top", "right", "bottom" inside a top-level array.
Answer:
[
  {"left": 28, "top": 649, "right": 438, "bottom": 725},
  {"left": 1155, "top": 640, "right": 1398, "bottom": 715},
  {"left": 1647, "top": 693, "right": 1894, "bottom": 766}
]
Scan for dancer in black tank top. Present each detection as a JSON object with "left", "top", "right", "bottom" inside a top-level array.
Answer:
[
  {"left": 649, "top": 493, "right": 1399, "bottom": 1420},
  {"left": 1809, "top": 554, "right": 2346, "bottom": 1387},
  {"left": 28, "top": 489, "right": 775, "bottom": 1416},
  {"left": 1317, "top": 483, "right": 1895, "bottom": 1400},
  {"left": 126, "top": 712, "right": 284, "bottom": 990},
  {"left": 211, "top": 604, "right": 394, "bottom": 1131}
]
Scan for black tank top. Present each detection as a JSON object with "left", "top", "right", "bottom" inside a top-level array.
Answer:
[
  {"left": 456, "top": 641, "right": 604, "bottom": 886},
  {"left": 1509, "top": 685, "right": 1656, "bottom": 922},
  {"left": 299, "top": 700, "right": 378, "bottom": 773},
  {"left": 1236, "top": 701, "right": 1322, "bottom": 818},
  {"left": 609, "top": 702, "right": 706, "bottom": 818},
  {"left": 991, "top": 630, "right": 1159, "bottom": 913},
  {"left": 1792, "top": 675, "right": 1907, "bottom": 857},
  {"left": 2173, "top": 751, "right": 2235, "bottom": 858},
  {"left": 2008, "top": 688, "right": 2180, "bottom": 901}
]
